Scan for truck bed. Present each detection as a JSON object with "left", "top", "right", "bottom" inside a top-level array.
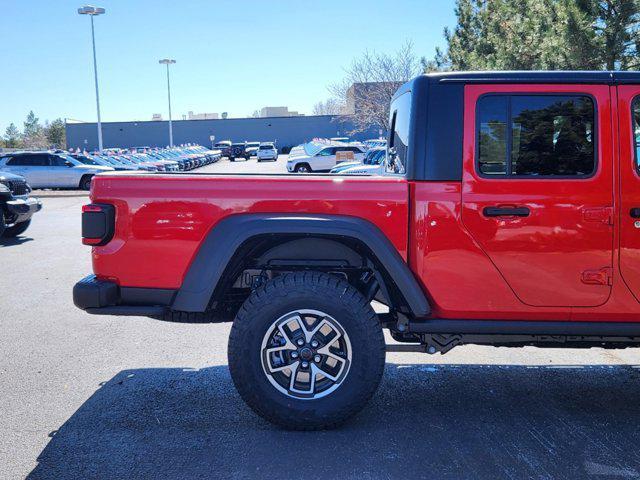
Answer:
[{"left": 90, "top": 173, "right": 409, "bottom": 289}]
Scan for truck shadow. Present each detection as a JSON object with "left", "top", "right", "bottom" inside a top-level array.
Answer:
[{"left": 28, "top": 363, "right": 640, "bottom": 479}]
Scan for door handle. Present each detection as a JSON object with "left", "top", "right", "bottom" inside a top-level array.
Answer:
[
  {"left": 483, "top": 206, "right": 530, "bottom": 217},
  {"left": 630, "top": 208, "right": 640, "bottom": 218}
]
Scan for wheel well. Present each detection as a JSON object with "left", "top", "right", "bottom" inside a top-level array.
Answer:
[{"left": 208, "top": 235, "right": 408, "bottom": 321}]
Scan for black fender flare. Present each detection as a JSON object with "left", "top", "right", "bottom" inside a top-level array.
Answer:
[{"left": 171, "top": 213, "right": 430, "bottom": 317}]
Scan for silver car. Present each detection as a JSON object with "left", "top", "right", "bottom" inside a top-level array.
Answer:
[{"left": 0, "top": 152, "right": 113, "bottom": 190}]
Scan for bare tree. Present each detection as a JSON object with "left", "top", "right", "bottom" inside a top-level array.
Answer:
[
  {"left": 312, "top": 98, "right": 344, "bottom": 116},
  {"left": 328, "top": 41, "right": 422, "bottom": 133}
]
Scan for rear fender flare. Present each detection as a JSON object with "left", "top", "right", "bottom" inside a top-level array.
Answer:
[{"left": 171, "top": 214, "right": 430, "bottom": 317}]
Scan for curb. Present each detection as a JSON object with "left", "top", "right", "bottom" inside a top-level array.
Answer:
[{"left": 32, "top": 191, "right": 90, "bottom": 198}]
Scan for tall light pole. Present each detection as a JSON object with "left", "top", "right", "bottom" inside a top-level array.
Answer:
[
  {"left": 159, "top": 59, "right": 176, "bottom": 147},
  {"left": 78, "top": 5, "right": 105, "bottom": 152}
]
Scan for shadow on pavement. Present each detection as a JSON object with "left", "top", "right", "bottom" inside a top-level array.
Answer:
[
  {"left": 0, "top": 236, "right": 33, "bottom": 247},
  {"left": 28, "top": 363, "right": 640, "bottom": 479}
]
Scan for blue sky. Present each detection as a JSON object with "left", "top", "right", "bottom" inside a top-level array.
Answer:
[{"left": 0, "top": 0, "right": 456, "bottom": 133}]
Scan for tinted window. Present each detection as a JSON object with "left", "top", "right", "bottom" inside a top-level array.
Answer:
[
  {"left": 318, "top": 148, "right": 335, "bottom": 156},
  {"left": 631, "top": 97, "right": 640, "bottom": 173},
  {"left": 50, "top": 155, "right": 69, "bottom": 167},
  {"left": 8, "top": 154, "right": 48, "bottom": 166},
  {"left": 477, "top": 95, "right": 595, "bottom": 177},
  {"left": 387, "top": 92, "right": 411, "bottom": 174},
  {"left": 477, "top": 96, "right": 508, "bottom": 175}
]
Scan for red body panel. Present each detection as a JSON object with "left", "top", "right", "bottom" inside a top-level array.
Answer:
[
  {"left": 90, "top": 175, "right": 409, "bottom": 289},
  {"left": 616, "top": 85, "right": 640, "bottom": 304},
  {"left": 87, "top": 83, "right": 640, "bottom": 322}
]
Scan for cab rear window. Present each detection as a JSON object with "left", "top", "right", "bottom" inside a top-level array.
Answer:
[
  {"left": 477, "top": 94, "right": 595, "bottom": 177},
  {"left": 631, "top": 97, "right": 640, "bottom": 173}
]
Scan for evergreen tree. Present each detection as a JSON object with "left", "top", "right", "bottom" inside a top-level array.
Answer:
[
  {"left": 432, "top": 0, "right": 640, "bottom": 71},
  {"left": 45, "top": 118, "right": 66, "bottom": 148},
  {"left": 4, "top": 123, "right": 22, "bottom": 148},
  {"left": 22, "top": 111, "right": 47, "bottom": 149}
]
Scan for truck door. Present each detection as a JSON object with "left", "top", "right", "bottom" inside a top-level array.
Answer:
[
  {"left": 461, "top": 84, "right": 614, "bottom": 307},
  {"left": 617, "top": 86, "right": 640, "bottom": 302}
]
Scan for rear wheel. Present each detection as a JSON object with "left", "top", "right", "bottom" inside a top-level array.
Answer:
[
  {"left": 228, "top": 271, "right": 385, "bottom": 430},
  {"left": 3, "top": 219, "right": 31, "bottom": 238},
  {"left": 80, "top": 175, "right": 93, "bottom": 191}
]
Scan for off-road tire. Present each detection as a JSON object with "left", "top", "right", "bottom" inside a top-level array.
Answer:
[
  {"left": 228, "top": 271, "right": 385, "bottom": 430},
  {"left": 3, "top": 219, "right": 31, "bottom": 238}
]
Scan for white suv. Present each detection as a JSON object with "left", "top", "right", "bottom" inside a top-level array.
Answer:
[
  {"left": 0, "top": 152, "right": 113, "bottom": 190},
  {"left": 286, "top": 143, "right": 365, "bottom": 173},
  {"left": 257, "top": 142, "right": 278, "bottom": 162}
]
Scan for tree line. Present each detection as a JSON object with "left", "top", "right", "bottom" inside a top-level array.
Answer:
[
  {"left": 320, "top": 0, "right": 640, "bottom": 132},
  {"left": 1, "top": 111, "right": 66, "bottom": 150}
]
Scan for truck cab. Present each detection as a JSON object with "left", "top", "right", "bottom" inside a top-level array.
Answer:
[{"left": 73, "top": 71, "right": 640, "bottom": 430}]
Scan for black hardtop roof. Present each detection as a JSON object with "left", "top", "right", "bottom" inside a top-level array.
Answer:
[
  {"left": 394, "top": 70, "right": 640, "bottom": 100},
  {"left": 428, "top": 70, "right": 640, "bottom": 84}
]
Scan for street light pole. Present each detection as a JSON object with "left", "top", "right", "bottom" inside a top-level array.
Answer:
[
  {"left": 78, "top": 5, "right": 105, "bottom": 152},
  {"left": 159, "top": 59, "right": 176, "bottom": 147}
]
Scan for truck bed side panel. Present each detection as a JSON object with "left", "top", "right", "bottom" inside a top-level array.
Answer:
[{"left": 89, "top": 175, "right": 409, "bottom": 289}]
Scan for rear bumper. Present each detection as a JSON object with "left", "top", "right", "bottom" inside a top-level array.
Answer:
[
  {"left": 73, "top": 274, "right": 174, "bottom": 317},
  {"left": 6, "top": 197, "right": 42, "bottom": 223}
]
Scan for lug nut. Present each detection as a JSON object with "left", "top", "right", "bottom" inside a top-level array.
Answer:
[
  {"left": 311, "top": 340, "right": 319, "bottom": 348},
  {"left": 314, "top": 354, "right": 321, "bottom": 363},
  {"left": 291, "top": 351, "right": 299, "bottom": 359},
  {"left": 301, "top": 361, "right": 309, "bottom": 368},
  {"left": 296, "top": 339, "right": 305, "bottom": 346}
]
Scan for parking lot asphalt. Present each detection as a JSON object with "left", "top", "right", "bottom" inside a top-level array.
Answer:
[{"left": 2, "top": 164, "right": 640, "bottom": 479}]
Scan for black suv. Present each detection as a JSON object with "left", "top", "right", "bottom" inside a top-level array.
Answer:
[
  {"left": 228, "top": 143, "right": 249, "bottom": 161},
  {"left": 0, "top": 171, "right": 41, "bottom": 238}
]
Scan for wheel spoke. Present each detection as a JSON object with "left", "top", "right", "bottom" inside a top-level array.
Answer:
[
  {"left": 288, "top": 361, "right": 300, "bottom": 391},
  {"left": 317, "top": 338, "right": 345, "bottom": 365},
  {"left": 265, "top": 322, "right": 297, "bottom": 357},
  {"left": 311, "top": 362, "right": 342, "bottom": 382},
  {"left": 290, "top": 365, "right": 316, "bottom": 394},
  {"left": 306, "top": 317, "right": 340, "bottom": 343},
  {"left": 269, "top": 359, "right": 299, "bottom": 374}
]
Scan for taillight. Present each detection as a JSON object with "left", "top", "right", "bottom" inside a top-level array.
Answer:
[{"left": 82, "top": 203, "right": 115, "bottom": 246}]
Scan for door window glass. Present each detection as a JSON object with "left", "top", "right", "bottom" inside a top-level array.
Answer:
[
  {"left": 50, "top": 155, "right": 69, "bottom": 167},
  {"left": 318, "top": 148, "right": 335, "bottom": 156},
  {"left": 477, "top": 95, "right": 595, "bottom": 177},
  {"left": 477, "top": 96, "right": 508, "bottom": 175}
]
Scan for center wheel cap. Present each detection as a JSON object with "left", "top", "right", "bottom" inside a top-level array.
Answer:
[{"left": 299, "top": 347, "right": 313, "bottom": 361}]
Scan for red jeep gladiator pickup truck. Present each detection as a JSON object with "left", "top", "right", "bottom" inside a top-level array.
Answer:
[{"left": 74, "top": 71, "right": 640, "bottom": 429}]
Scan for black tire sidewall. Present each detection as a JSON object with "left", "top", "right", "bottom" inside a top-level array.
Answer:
[
  {"left": 229, "top": 274, "right": 384, "bottom": 427},
  {"left": 3, "top": 219, "right": 30, "bottom": 238},
  {"left": 81, "top": 176, "right": 93, "bottom": 190}
]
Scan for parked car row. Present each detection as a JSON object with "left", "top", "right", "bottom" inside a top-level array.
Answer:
[
  {"left": 213, "top": 140, "right": 278, "bottom": 162},
  {"left": 78, "top": 144, "right": 221, "bottom": 172},
  {"left": 0, "top": 145, "right": 220, "bottom": 190}
]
